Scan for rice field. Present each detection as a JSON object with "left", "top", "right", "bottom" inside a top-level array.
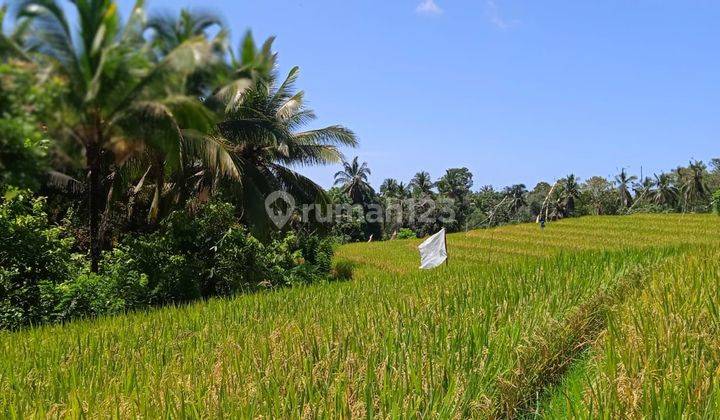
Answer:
[{"left": 1, "top": 214, "right": 719, "bottom": 418}]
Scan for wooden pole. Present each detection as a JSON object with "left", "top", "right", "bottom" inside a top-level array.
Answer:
[{"left": 444, "top": 229, "right": 449, "bottom": 266}]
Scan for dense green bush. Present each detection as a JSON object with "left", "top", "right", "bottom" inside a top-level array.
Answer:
[
  {"left": 54, "top": 272, "right": 124, "bottom": 322},
  {"left": 109, "top": 200, "right": 336, "bottom": 303},
  {"left": 396, "top": 228, "right": 417, "bottom": 239},
  {"left": 0, "top": 189, "right": 74, "bottom": 329},
  {"left": 0, "top": 61, "right": 64, "bottom": 191},
  {"left": 627, "top": 203, "right": 674, "bottom": 214},
  {"left": 713, "top": 190, "right": 720, "bottom": 215},
  {"left": 327, "top": 187, "right": 368, "bottom": 243},
  {"left": 1, "top": 193, "right": 337, "bottom": 330},
  {"left": 213, "top": 227, "right": 275, "bottom": 292}
]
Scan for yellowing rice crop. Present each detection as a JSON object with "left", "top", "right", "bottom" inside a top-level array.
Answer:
[{"left": 1, "top": 214, "right": 719, "bottom": 418}]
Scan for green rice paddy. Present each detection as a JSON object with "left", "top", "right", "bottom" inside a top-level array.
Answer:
[{"left": 2, "top": 214, "right": 719, "bottom": 418}]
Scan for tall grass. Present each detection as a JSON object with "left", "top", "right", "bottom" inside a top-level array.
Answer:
[
  {"left": 0, "top": 214, "right": 718, "bottom": 417},
  {"left": 542, "top": 246, "right": 720, "bottom": 418}
]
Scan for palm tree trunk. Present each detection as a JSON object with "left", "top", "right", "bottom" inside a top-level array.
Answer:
[
  {"left": 98, "top": 169, "right": 117, "bottom": 250},
  {"left": 87, "top": 113, "right": 107, "bottom": 273},
  {"left": 149, "top": 158, "right": 165, "bottom": 224},
  {"left": 87, "top": 140, "right": 102, "bottom": 273}
]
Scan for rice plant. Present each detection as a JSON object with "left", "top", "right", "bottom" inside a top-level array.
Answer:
[{"left": 1, "top": 214, "right": 719, "bottom": 418}]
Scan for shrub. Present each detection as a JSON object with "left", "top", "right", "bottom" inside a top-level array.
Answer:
[
  {"left": 214, "top": 227, "right": 275, "bottom": 292},
  {"left": 112, "top": 201, "right": 241, "bottom": 303},
  {"left": 263, "top": 231, "right": 334, "bottom": 286},
  {"left": 295, "top": 233, "right": 334, "bottom": 275},
  {"left": 111, "top": 200, "right": 338, "bottom": 303},
  {"left": 714, "top": 190, "right": 720, "bottom": 215},
  {"left": 116, "top": 234, "right": 202, "bottom": 304},
  {"left": 627, "top": 203, "right": 672, "bottom": 214},
  {"left": 0, "top": 61, "right": 64, "bottom": 191},
  {"left": 0, "top": 189, "right": 74, "bottom": 329},
  {"left": 397, "top": 228, "right": 417, "bottom": 239},
  {"left": 54, "top": 272, "right": 125, "bottom": 322},
  {"left": 331, "top": 260, "right": 354, "bottom": 281},
  {"left": 0, "top": 195, "right": 340, "bottom": 330},
  {"left": 49, "top": 257, "right": 150, "bottom": 324},
  {"left": 99, "top": 251, "right": 150, "bottom": 310}
]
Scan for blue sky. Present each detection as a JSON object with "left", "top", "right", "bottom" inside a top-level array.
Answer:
[{"left": 115, "top": 0, "right": 718, "bottom": 190}]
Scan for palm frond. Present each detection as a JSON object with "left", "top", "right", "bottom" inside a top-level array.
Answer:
[
  {"left": 162, "top": 95, "right": 216, "bottom": 133},
  {"left": 17, "top": 0, "right": 81, "bottom": 80},
  {"left": 270, "top": 163, "right": 328, "bottom": 204},
  {"left": 278, "top": 144, "right": 342, "bottom": 166},
  {"left": 212, "top": 78, "right": 253, "bottom": 112},
  {"left": 121, "top": 0, "right": 147, "bottom": 43},
  {"left": 109, "top": 100, "right": 183, "bottom": 169},
  {"left": 182, "top": 131, "right": 240, "bottom": 180},
  {"left": 108, "top": 36, "right": 215, "bottom": 119},
  {"left": 293, "top": 126, "right": 358, "bottom": 148},
  {"left": 46, "top": 170, "right": 85, "bottom": 194},
  {"left": 270, "top": 66, "right": 300, "bottom": 107},
  {"left": 0, "top": 5, "right": 31, "bottom": 60}
]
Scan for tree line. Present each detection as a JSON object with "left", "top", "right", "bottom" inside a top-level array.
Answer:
[{"left": 331, "top": 157, "right": 720, "bottom": 241}]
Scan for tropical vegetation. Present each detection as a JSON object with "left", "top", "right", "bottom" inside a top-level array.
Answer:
[
  {"left": 0, "top": 0, "right": 355, "bottom": 329},
  {"left": 1, "top": 0, "right": 720, "bottom": 416},
  {"left": 364, "top": 161, "right": 720, "bottom": 240}
]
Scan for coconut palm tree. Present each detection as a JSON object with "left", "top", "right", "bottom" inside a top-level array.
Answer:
[
  {"left": 682, "top": 160, "right": 709, "bottom": 211},
  {"left": 398, "top": 182, "right": 411, "bottom": 199},
  {"left": 380, "top": 178, "right": 402, "bottom": 199},
  {"left": 478, "top": 185, "right": 495, "bottom": 195},
  {"left": 410, "top": 171, "right": 434, "bottom": 197},
  {"left": 334, "top": 156, "right": 373, "bottom": 205},
  {"left": 210, "top": 66, "right": 357, "bottom": 231},
  {"left": 633, "top": 177, "right": 654, "bottom": 200},
  {"left": 503, "top": 184, "right": 527, "bottom": 214},
  {"left": 437, "top": 168, "right": 473, "bottom": 201},
  {"left": 18, "top": 0, "right": 218, "bottom": 271},
  {"left": 561, "top": 174, "right": 580, "bottom": 216},
  {"left": 145, "top": 8, "right": 223, "bottom": 55},
  {"left": 145, "top": 8, "right": 228, "bottom": 97},
  {"left": 614, "top": 168, "right": 637, "bottom": 208},
  {"left": 652, "top": 172, "right": 678, "bottom": 208}
]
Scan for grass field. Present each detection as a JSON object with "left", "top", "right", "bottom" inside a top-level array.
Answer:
[{"left": 1, "top": 214, "right": 719, "bottom": 418}]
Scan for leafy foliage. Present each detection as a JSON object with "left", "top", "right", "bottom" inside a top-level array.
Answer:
[
  {"left": 111, "top": 200, "right": 336, "bottom": 303},
  {"left": 0, "top": 189, "right": 73, "bottom": 329},
  {"left": 436, "top": 167, "right": 474, "bottom": 229},
  {"left": 0, "top": 61, "right": 63, "bottom": 190},
  {"left": 396, "top": 228, "right": 417, "bottom": 239},
  {"left": 207, "top": 66, "right": 357, "bottom": 235},
  {"left": 327, "top": 187, "right": 367, "bottom": 243},
  {"left": 0, "top": 189, "right": 336, "bottom": 329},
  {"left": 410, "top": 171, "right": 434, "bottom": 196}
]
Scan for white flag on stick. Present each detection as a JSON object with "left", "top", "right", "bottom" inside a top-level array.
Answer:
[{"left": 418, "top": 228, "right": 447, "bottom": 269}]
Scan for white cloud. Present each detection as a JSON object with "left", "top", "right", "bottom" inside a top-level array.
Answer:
[
  {"left": 416, "top": 0, "right": 443, "bottom": 16},
  {"left": 486, "top": 0, "right": 519, "bottom": 29}
]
